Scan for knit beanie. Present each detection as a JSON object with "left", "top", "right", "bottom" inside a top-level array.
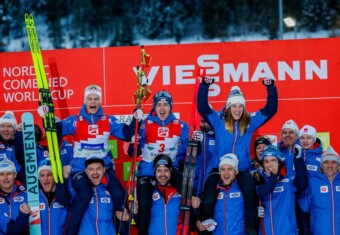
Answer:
[
  {"left": 84, "top": 84, "right": 102, "bottom": 103},
  {"left": 226, "top": 86, "right": 245, "bottom": 109},
  {"left": 321, "top": 146, "right": 340, "bottom": 165},
  {"left": 219, "top": 153, "right": 239, "bottom": 172},
  {"left": 261, "top": 145, "right": 283, "bottom": 162},
  {"left": 0, "top": 111, "right": 17, "bottom": 130},
  {"left": 299, "top": 125, "right": 316, "bottom": 141},
  {"left": 38, "top": 158, "right": 52, "bottom": 174},
  {"left": 153, "top": 90, "right": 173, "bottom": 110},
  {"left": 0, "top": 158, "right": 16, "bottom": 173},
  {"left": 281, "top": 119, "right": 299, "bottom": 136}
]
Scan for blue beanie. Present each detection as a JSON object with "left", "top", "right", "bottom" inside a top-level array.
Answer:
[
  {"left": 153, "top": 90, "right": 172, "bottom": 110},
  {"left": 261, "top": 145, "right": 282, "bottom": 162}
]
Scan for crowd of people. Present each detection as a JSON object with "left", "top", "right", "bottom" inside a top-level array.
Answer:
[{"left": 0, "top": 78, "right": 339, "bottom": 235}]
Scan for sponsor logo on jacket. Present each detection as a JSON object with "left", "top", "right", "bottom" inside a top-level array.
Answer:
[
  {"left": 217, "top": 192, "right": 224, "bottom": 199},
  {"left": 158, "top": 127, "right": 169, "bottom": 138},
  {"left": 230, "top": 192, "right": 241, "bottom": 198},
  {"left": 13, "top": 196, "right": 24, "bottom": 202},
  {"left": 274, "top": 186, "right": 284, "bottom": 193},
  {"left": 336, "top": 186, "right": 340, "bottom": 192},
  {"left": 53, "top": 202, "right": 64, "bottom": 208},
  {"left": 152, "top": 192, "right": 160, "bottom": 201},
  {"left": 40, "top": 203, "right": 45, "bottom": 210},
  {"left": 320, "top": 186, "right": 328, "bottom": 193}
]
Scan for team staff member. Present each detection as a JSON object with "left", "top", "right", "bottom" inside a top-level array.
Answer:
[
  {"left": 198, "top": 76, "right": 278, "bottom": 234},
  {"left": 299, "top": 146, "right": 340, "bottom": 235}
]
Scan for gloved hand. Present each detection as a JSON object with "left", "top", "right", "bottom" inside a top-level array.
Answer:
[
  {"left": 202, "top": 218, "right": 217, "bottom": 232},
  {"left": 37, "top": 105, "right": 49, "bottom": 117},
  {"left": 202, "top": 76, "right": 214, "bottom": 85},
  {"left": 294, "top": 144, "right": 302, "bottom": 159},
  {"left": 192, "top": 130, "right": 203, "bottom": 142},
  {"left": 133, "top": 108, "right": 143, "bottom": 122},
  {"left": 131, "top": 134, "right": 141, "bottom": 144},
  {"left": 262, "top": 77, "right": 275, "bottom": 87}
]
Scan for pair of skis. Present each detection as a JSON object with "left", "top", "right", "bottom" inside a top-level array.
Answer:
[
  {"left": 178, "top": 73, "right": 202, "bottom": 235},
  {"left": 24, "top": 13, "right": 63, "bottom": 184}
]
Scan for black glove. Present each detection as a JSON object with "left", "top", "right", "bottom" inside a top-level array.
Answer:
[
  {"left": 262, "top": 77, "right": 275, "bottom": 87},
  {"left": 294, "top": 144, "right": 302, "bottom": 159},
  {"left": 202, "top": 76, "right": 214, "bottom": 85}
]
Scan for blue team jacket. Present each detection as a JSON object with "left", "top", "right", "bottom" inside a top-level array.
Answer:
[{"left": 299, "top": 172, "right": 340, "bottom": 235}]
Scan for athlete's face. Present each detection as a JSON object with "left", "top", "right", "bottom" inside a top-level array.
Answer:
[
  {"left": 263, "top": 156, "right": 279, "bottom": 175},
  {"left": 85, "top": 163, "right": 105, "bottom": 186},
  {"left": 255, "top": 143, "right": 267, "bottom": 161},
  {"left": 0, "top": 171, "right": 16, "bottom": 193},
  {"left": 299, "top": 135, "right": 315, "bottom": 150},
  {"left": 322, "top": 160, "right": 339, "bottom": 180},
  {"left": 85, "top": 94, "right": 101, "bottom": 114},
  {"left": 0, "top": 123, "right": 15, "bottom": 141},
  {"left": 155, "top": 100, "right": 171, "bottom": 122},
  {"left": 229, "top": 104, "right": 244, "bottom": 121},
  {"left": 281, "top": 129, "right": 298, "bottom": 149},
  {"left": 219, "top": 164, "right": 237, "bottom": 186},
  {"left": 39, "top": 170, "right": 55, "bottom": 193},
  {"left": 155, "top": 166, "right": 171, "bottom": 186}
]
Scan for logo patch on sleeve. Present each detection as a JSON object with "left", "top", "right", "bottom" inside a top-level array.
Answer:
[
  {"left": 306, "top": 165, "right": 318, "bottom": 171},
  {"left": 53, "top": 202, "right": 64, "bottom": 208},
  {"left": 320, "top": 186, "right": 328, "bottom": 193}
]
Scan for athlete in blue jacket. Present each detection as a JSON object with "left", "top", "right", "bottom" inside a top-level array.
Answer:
[
  {"left": 198, "top": 77, "right": 277, "bottom": 233},
  {"left": 0, "top": 158, "right": 29, "bottom": 235},
  {"left": 299, "top": 146, "right": 340, "bottom": 235},
  {"left": 130, "top": 90, "right": 189, "bottom": 235},
  {"left": 299, "top": 125, "right": 322, "bottom": 178},
  {"left": 38, "top": 84, "right": 138, "bottom": 235},
  {"left": 212, "top": 153, "right": 245, "bottom": 235},
  {"left": 257, "top": 145, "right": 308, "bottom": 235}
]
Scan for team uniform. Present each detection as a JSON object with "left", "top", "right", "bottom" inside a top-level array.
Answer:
[
  {"left": 148, "top": 185, "right": 181, "bottom": 235},
  {"left": 213, "top": 180, "right": 245, "bottom": 235}
]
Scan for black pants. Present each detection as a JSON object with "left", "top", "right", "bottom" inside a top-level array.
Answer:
[
  {"left": 137, "top": 169, "right": 183, "bottom": 235},
  {"left": 201, "top": 169, "right": 259, "bottom": 230},
  {"left": 65, "top": 168, "right": 125, "bottom": 235}
]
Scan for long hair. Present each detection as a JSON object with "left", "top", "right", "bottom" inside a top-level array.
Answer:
[{"left": 223, "top": 108, "right": 250, "bottom": 135}]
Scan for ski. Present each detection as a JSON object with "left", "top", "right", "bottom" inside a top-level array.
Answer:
[
  {"left": 177, "top": 73, "right": 202, "bottom": 235},
  {"left": 22, "top": 112, "right": 41, "bottom": 235},
  {"left": 24, "top": 13, "right": 63, "bottom": 183}
]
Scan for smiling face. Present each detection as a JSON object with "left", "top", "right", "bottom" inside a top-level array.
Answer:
[
  {"left": 0, "top": 171, "right": 16, "bottom": 193},
  {"left": 299, "top": 134, "right": 315, "bottom": 150},
  {"left": 39, "top": 169, "right": 55, "bottom": 193},
  {"left": 155, "top": 166, "right": 172, "bottom": 186},
  {"left": 85, "top": 162, "right": 105, "bottom": 186},
  {"left": 281, "top": 129, "right": 298, "bottom": 149},
  {"left": 263, "top": 156, "right": 279, "bottom": 176},
  {"left": 155, "top": 100, "right": 171, "bottom": 122},
  {"left": 322, "top": 160, "right": 339, "bottom": 180},
  {"left": 85, "top": 94, "right": 101, "bottom": 114},
  {"left": 219, "top": 164, "right": 237, "bottom": 186},
  {"left": 0, "top": 123, "right": 15, "bottom": 141},
  {"left": 229, "top": 103, "right": 244, "bottom": 121}
]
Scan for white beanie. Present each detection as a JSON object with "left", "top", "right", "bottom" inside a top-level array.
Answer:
[
  {"left": 0, "top": 158, "right": 16, "bottom": 173},
  {"left": 226, "top": 86, "right": 245, "bottom": 109},
  {"left": 84, "top": 84, "right": 102, "bottom": 103},
  {"left": 0, "top": 111, "right": 17, "bottom": 130},
  {"left": 38, "top": 158, "right": 52, "bottom": 174},
  {"left": 219, "top": 153, "right": 239, "bottom": 172},
  {"left": 281, "top": 119, "right": 299, "bottom": 136},
  {"left": 299, "top": 125, "right": 316, "bottom": 141},
  {"left": 321, "top": 146, "right": 340, "bottom": 165}
]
